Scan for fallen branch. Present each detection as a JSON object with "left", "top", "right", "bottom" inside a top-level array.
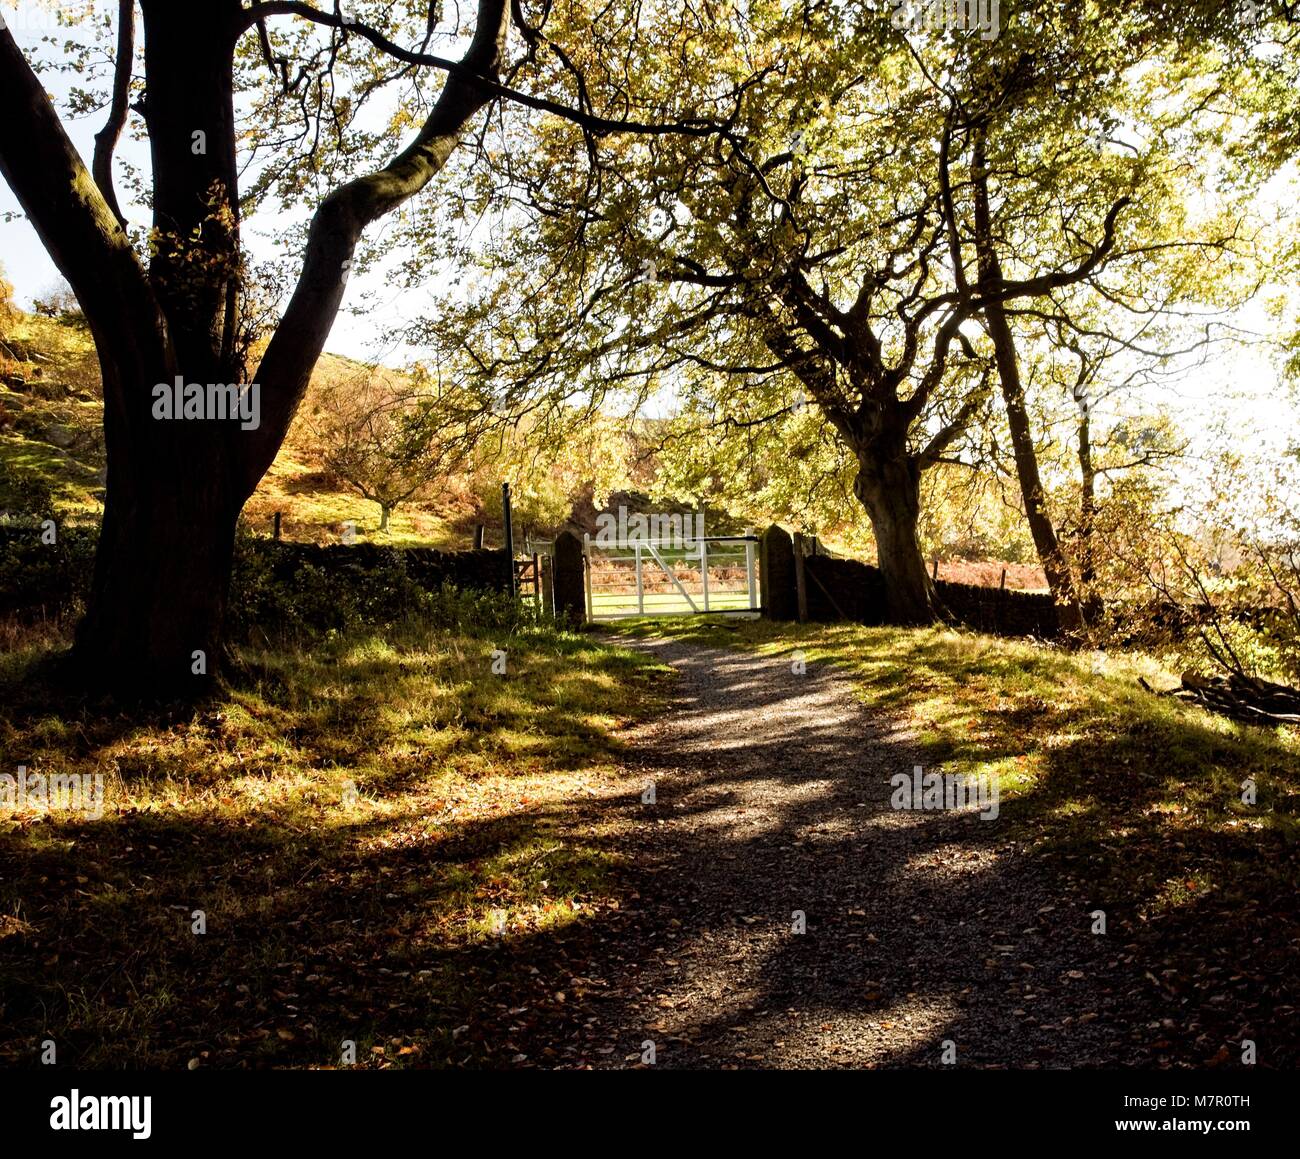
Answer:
[{"left": 1141, "top": 672, "right": 1300, "bottom": 727}]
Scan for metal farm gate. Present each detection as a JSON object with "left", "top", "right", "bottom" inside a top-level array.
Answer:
[{"left": 583, "top": 534, "right": 760, "bottom": 621}]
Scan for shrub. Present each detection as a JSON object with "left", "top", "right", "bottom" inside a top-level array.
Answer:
[
  {"left": 1, "top": 528, "right": 534, "bottom": 644},
  {"left": 0, "top": 523, "right": 97, "bottom": 619}
]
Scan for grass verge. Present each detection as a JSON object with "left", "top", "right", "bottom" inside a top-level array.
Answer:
[{"left": 0, "top": 619, "right": 669, "bottom": 1068}]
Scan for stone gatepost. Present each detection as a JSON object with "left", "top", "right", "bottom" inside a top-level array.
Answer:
[
  {"left": 760, "top": 524, "right": 797, "bottom": 621},
  {"left": 552, "top": 529, "right": 586, "bottom": 623}
]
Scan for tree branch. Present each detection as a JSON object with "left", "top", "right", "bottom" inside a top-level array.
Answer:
[
  {"left": 240, "top": 0, "right": 732, "bottom": 140},
  {"left": 0, "top": 19, "right": 168, "bottom": 407},
  {"left": 246, "top": 0, "right": 510, "bottom": 492},
  {"left": 93, "top": 0, "right": 135, "bottom": 231}
]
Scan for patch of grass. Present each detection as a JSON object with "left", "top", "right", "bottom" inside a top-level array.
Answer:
[
  {"left": 0, "top": 416, "right": 104, "bottom": 519},
  {"left": 0, "top": 313, "right": 105, "bottom": 519},
  {"left": 0, "top": 618, "right": 670, "bottom": 1068},
  {"left": 241, "top": 450, "right": 458, "bottom": 548}
]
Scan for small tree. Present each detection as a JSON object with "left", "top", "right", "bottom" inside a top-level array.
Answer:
[
  {"left": 31, "top": 278, "right": 83, "bottom": 322},
  {"left": 312, "top": 369, "right": 463, "bottom": 534}
]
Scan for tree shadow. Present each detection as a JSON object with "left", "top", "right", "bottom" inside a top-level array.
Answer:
[
  {"left": 574, "top": 636, "right": 1298, "bottom": 1069},
  {"left": 0, "top": 627, "right": 664, "bottom": 1068}
]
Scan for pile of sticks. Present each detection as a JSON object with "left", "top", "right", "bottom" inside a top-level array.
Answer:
[{"left": 1140, "top": 671, "right": 1300, "bottom": 727}]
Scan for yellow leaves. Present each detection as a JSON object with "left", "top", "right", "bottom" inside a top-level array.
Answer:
[
  {"left": 0, "top": 914, "right": 34, "bottom": 941},
  {"left": 390, "top": 107, "right": 419, "bottom": 134}
]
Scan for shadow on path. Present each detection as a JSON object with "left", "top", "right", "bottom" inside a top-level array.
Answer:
[{"left": 578, "top": 639, "right": 1175, "bottom": 1069}]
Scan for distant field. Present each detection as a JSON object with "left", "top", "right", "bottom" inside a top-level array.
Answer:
[
  {"left": 589, "top": 588, "right": 757, "bottom": 618},
  {"left": 935, "top": 558, "right": 1048, "bottom": 592}
]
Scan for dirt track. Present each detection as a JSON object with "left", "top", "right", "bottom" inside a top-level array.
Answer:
[{"left": 568, "top": 636, "right": 1140, "bottom": 1069}]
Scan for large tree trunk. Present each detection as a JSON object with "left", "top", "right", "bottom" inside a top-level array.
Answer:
[
  {"left": 69, "top": 2, "right": 248, "bottom": 693},
  {"left": 139, "top": 0, "right": 244, "bottom": 382},
  {"left": 853, "top": 448, "right": 946, "bottom": 625},
  {"left": 74, "top": 456, "right": 242, "bottom": 693},
  {"left": 0, "top": 2, "right": 509, "bottom": 698},
  {"left": 70, "top": 351, "right": 251, "bottom": 693}
]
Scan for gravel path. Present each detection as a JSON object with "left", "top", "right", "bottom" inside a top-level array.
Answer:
[{"left": 579, "top": 636, "right": 1140, "bottom": 1069}]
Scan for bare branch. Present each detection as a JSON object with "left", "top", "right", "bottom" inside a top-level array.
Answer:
[{"left": 92, "top": 0, "right": 136, "bottom": 230}]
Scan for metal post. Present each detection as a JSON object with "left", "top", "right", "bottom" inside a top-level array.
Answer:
[
  {"left": 636, "top": 543, "right": 644, "bottom": 615},
  {"left": 583, "top": 533, "right": 594, "bottom": 621},
  {"left": 701, "top": 536, "right": 710, "bottom": 612},
  {"left": 474, "top": 524, "right": 485, "bottom": 550},
  {"left": 273, "top": 511, "right": 281, "bottom": 541},
  {"left": 502, "top": 483, "right": 516, "bottom": 597},
  {"left": 745, "top": 530, "right": 757, "bottom": 610}
]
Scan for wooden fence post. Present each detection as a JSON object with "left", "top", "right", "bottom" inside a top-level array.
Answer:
[{"left": 540, "top": 550, "right": 554, "bottom": 615}]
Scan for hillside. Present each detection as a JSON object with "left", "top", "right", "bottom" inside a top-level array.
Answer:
[
  {"left": 0, "top": 310, "right": 1049, "bottom": 588},
  {"left": 0, "top": 309, "right": 104, "bottom": 518},
  {"left": 0, "top": 311, "right": 468, "bottom": 547}
]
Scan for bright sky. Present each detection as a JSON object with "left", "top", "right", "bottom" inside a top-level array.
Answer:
[{"left": 1, "top": 0, "right": 1296, "bottom": 488}]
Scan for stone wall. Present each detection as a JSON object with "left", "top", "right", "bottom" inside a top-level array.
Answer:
[
  {"left": 935, "top": 577, "right": 1060, "bottom": 638},
  {"left": 0, "top": 525, "right": 514, "bottom": 618},
  {"left": 803, "top": 553, "right": 888, "bottom": 625},
  {"left": 760, "top": 524, "right": 1060, "bottom": 639}
]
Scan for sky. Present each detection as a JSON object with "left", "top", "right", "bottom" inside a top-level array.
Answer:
[{"left": 2, "top": 0, "right": 1296, "bottom": 494}]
